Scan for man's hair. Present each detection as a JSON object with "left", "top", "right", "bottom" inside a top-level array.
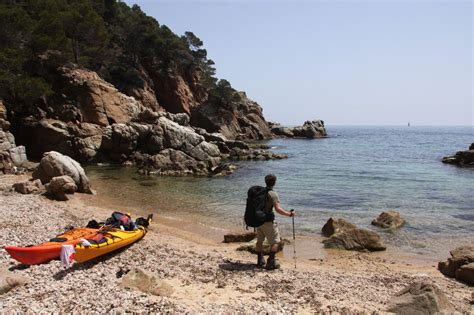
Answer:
[{"left": 265, "top": 174, "right": 277, "bottom": 187}]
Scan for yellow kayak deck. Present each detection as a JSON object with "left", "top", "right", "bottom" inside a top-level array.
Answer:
[{"left": 74, "top": 227, "right": 146, "bottom": 263}]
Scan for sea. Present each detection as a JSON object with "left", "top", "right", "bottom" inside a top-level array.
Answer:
[{"left": 85, "top": 126, "right": 473, "bottom": 259}]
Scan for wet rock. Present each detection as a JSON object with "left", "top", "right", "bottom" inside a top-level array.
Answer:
[
  {"left": 47, "top": 175, "right": 77, "bottom": 201},
  {"left": 321, "top": 218, "right": 357, "bottom": 237},
  {"left": 12, "top": 179, "right": 44, "bottom": 194},
  {"left": 323, "top": 228, "right": 386, "bottom": 251},
  {"left": 224, "top": 232, "right": 257, "bottom": 243},
  {"left": 455, "top": 262, "right": 474, "bottom": 285},
  {"left": 209, "top": 163, "right": 237, "bottom": 176},
  {"left": 32, "top": 151, "right": 91, "bottom": 193},
  {"left": 442, "top": 144, "right": 474, "bottom": 167},
  {"left": 371, "top": 211, "right": 405, "bottom": 229},
  {"left": 386, "top": 281, "right": 454, "bottom": 314},
  {"left": 121, "top": 268, "right": 174, "bottom": 297},
  {"left": 0, "top": 269, "right": 28, "bottom": 295},
  {"left": 438, "top": 246, "right": 474, "bottom": 284}
]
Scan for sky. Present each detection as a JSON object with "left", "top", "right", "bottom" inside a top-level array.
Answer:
[{"left": 124, "top": 0, "right": 473, "bottom": 126}]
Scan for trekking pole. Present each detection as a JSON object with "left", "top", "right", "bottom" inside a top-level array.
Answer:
[{"left": 291, "top": 209, "right": 296, "bottom": 269}]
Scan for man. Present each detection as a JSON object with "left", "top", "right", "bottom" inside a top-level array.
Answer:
[{"left": 256, "top": 174, "right": 295, "bottom": 270}]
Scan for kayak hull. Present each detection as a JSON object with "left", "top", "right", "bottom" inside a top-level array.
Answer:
[
  {"left": 4, "top": 228, "right": 99, "bottom": 265},
  {"left": 74, "top": 227, "right": 146, "bottom": 263}
]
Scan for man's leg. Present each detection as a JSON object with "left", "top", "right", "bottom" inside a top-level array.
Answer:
[
  {"left": 265, "top": 222, "right": 281, "bottom": 270},
  {"left": 255, "top": 226, "right": 266, "bottom": 267}
]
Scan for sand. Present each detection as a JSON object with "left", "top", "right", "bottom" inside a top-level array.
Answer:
[{"left": 0, "top": 174, "right": 472, "bottom": 313}]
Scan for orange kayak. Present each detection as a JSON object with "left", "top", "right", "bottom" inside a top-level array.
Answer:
[{"left": 4, "top": 227, "right": 99, "bottom": 265}]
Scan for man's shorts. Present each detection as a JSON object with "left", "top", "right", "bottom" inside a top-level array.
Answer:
[{"left": 256, "top": 221, "right": 281, "bottom": 246}]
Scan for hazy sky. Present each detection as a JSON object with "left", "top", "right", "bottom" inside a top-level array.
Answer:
[{"left": 125, "top": 0, "right": 473, "bottom": 126}]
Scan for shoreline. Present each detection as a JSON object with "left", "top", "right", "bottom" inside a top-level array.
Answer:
[{"left": 1, "top": 175, "right": 473, "bottom": 313}]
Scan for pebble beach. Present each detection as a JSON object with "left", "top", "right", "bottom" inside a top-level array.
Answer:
[{"left": 0, "top": 174, "right": 473, "bottom": 314}]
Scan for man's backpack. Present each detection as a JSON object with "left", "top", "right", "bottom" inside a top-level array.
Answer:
[{"left": 244, "top": 186, "right": 270, "bottom": 228}]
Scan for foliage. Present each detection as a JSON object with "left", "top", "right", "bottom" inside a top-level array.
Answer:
[{"left": 0, "top": 0, "right": 240, "bottom": 112}]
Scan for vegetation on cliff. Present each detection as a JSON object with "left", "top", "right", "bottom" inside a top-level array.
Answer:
[{"left": 0, "top": 0, "right": 239, "bottom": 114}]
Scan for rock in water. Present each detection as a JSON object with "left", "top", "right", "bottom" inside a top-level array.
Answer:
[
  {"left": 321, "top": 218, "right": 357, "bottom": 237},
  {"left": 121, "top": 268, "right": 174, "bottom": 297},
  {"left": 371, "top": 211, "right": 405, "bottom": 229},
  {"left": 323, "top": 228, "right": 386, "bottom": 251},
  {"left": 438, "top": 246, "right": 474, "bottom": 285},
  {"left": 224, "top": 232, "right": 257, "bottom": 243},
  {"left": 32, "top": 151, "right": 91, "bottom": 193},
  {"left": 47, "top": 175, "right": 78, "bottom": 201},
  {"left": 386, "top": 281, "right": 454, "bottom": 314},
  {"left": 442, "top": 144, "right": 474, "bottom": 167},
  {"left": 271, "top": 120, "right": 327, "bottom": 139}
]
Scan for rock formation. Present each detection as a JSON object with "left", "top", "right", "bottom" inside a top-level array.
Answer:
[
  {"left": 371, "top": 211, "right": 405, "bottom": 229},
  {"left": 269, "top": 120, "right": 327, "bottom": 139},
  {"left": 438, "top": 246, "right": 474, "bottom": 285},
  {"left": 386, "top": 281, "right": 454, "bottom": 314},
  {"left": 442, "top": 144, "right": 474, "bottom": 167},
  {"left": 323, "top": 228, "right": 386, "bottom": 252},
  {"left": 3, "top": 65, "right": 286, "bottom": 176},
  {"left": 321, "top": 218, "right": 357, "bottom": 237},
  {"left": 32, "top": 151, "right": 91, "bottom": 193},
  {"left": 191, "top": 92, "right": 272, "bottom": 140}
]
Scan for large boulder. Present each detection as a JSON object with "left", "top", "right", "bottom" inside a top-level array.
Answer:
[
  {"left": 323, "top": 228, "right": 386, "bottom": 251},
  {"left": 32, "top": 151, "right": 91, "bottom": 193},
  {"left": 438, "top": 246, "right": 474, "bottom": 284},
  {"left": 371, "top": 211, "right": 405, "bottom": 229},
  {"left": 121, "top": 268, "right": 174, "bottom": 297},
  {"left": 386, "top": 281, "right": 454, "bottom": 314},
  {"left": 13, "top": 179, "right": 44, "bottom": 194},
  {"left": 46, "top": 175, "right": 77, "bottom": 201},
  {"left": 321, "top": 218, "right": 357, "bottom": 237}
]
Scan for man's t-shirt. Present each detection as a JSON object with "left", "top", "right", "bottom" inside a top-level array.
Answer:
[{"left": 264, "top": 190, "right": 279, "bottom": 221}]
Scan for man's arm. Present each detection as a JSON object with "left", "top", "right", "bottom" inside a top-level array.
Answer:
[{"left": 274, "top": 202, "right": 294, "bottom": 217}]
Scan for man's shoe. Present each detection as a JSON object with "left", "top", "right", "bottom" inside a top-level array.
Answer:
[
  {"left": 265, "top": 255, "right": 281, "bottom": 270},
  {"left": 257, "top": 253, "right": 266, "bottom": 268}
]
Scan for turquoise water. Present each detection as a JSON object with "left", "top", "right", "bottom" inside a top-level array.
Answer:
[{"left": 86, "top": 126, "right": 473, "bottom": 256}]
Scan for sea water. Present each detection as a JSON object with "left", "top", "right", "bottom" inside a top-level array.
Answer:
[{"left": 85, "top": 126, "right": 473, "bottom": 257}]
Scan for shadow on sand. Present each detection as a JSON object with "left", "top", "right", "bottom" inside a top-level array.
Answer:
[{"left": 218, "top": 259, "right": 262, "bottom": 272}]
